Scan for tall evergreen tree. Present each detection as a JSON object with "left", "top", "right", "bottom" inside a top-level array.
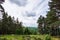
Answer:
[
  {"left": 46, "top": 0, "right": 60, "bottom": 36},
  {"left": 0, "top": 19, "right": 2, "bottom": 34},
  {"left": 2, "top": 13, "right": 8, "bottom": 34},
  {"left": 37, "top": 0, "right": 60, "bottom": 35},
  {"left": 37, "top": 15, "right": 46, "bottom": 34},
  {"left": 7, "top": 16, "right": 16, "bottom": 34}
]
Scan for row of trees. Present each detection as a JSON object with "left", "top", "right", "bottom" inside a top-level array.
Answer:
[
  {"left": 0, "top": 5, "right": 37, "bottom": 35},
  {"left": 0, "top": 12, "right": 37, "bottom": 35},
  {"left": 37, "top": 0, "right": 60, "bottom": 36},
  {"left": 0, "top": 12, "right": 23, "bottom": 34}
]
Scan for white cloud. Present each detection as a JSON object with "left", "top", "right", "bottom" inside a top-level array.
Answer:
[
  {"left": 9, "top": 0, "right": 27, "bottom": 6},
  {"left": 2, "top": 0, "right": 49, "bottom": 27}
]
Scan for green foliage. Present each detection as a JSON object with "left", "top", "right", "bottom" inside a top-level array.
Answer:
[
  {"left": 24, "top": 27, "right": 31, "bottom": 35},
  {"left": 49, "top": 21, "right": 60, "bottom": 36},
  {"left": 37, "top": 15, "right": 45, "bottom": 23},
  {"left": 0, "top": 38, "right": 7, "bottom": 40},
  {"left": 2, "top": 38, "right": 7, "bottom": 40},
  {"left": 2, "top": 13, "right": 8, "bottom": 34},
  {"left": 37, "top": 38, "right": 42, "bottom": 40},
  {"left": 16, "top": 29, "right": 21, "bottom": 34},
  {"left": 0, "top": 10, "right": 23, "bottom": 34},
  {"left": 16, "top": 28, "right": 23, "bottom": 35},
  {"left": 46, "top": 10, "right": 58, "bottom": 25},
  {"left": 49, "top": 21, "right": 60, "bottom": 27},
  {"left": 28, "top": 27, "right": 38, "bottom": 35},
  {"left": 37, "top": 15, "right": 46, "bottom": 34},
  {"left": 37, "top": 0, "right": 60, "bottom": 36},
  {"left": 45, "top": 35, "right": 51, "bottom": 40},
  {"left": 0, "top": 10, "right": 38, "bottom": 35}
]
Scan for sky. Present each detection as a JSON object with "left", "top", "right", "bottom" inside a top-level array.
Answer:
[{"left": 2, "top": 0, "right": 50, "bottom": 27}]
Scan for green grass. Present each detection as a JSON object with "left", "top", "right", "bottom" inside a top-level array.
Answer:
[{"left": 0, "top": 35, "right": 60, "bottom": 40}]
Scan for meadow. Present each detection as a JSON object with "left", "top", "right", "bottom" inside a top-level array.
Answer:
[{"left": 0, "top": 35, "right": 60, "bottom": 40}]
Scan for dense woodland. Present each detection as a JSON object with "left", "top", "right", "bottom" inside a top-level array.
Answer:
[{"left": 37, "top": 0, "right": 60, "bottom": 36}]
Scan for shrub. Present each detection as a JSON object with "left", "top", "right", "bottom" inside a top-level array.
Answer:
[
  {"left": 2, "top": 38, "right": 7, "bottom": 40},
  {"left": 0, "top": 38, "right": 7, "bottom": 40},
  {"left": 37, "top": 38, "right": 42, "bottom": 40},
  {"left": 15, "top": 29, "right": 20, "bottom": 34},
  {"left": 0, "top": 38, "right": 2, "bottom": 40},
  {"left": 15, "top": 29, "right": 23, "bottom": 35},
  {"left": 45, "top": 35, "right": 51, "bottom": 40}
]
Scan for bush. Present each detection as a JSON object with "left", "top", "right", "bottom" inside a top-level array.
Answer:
[
  {"left": 15, "top": 29, "right": 23, "bottom": 35},
  {"left": 0, "top": 38, "right": 7, "bottom": 40},
  {"left": 37, "top": 38, "right": 42, "bottom": 40},
  {"left": 45, "top": 35, "right": 51, "bottom": 40},
  {"left": 15, "top": 29, "right": 20, "bottom": 34},
  {"left": 3, "top": 38, "right": 7, "bottom": 40}
]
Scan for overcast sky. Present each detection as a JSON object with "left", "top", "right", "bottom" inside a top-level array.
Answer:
[{"left": 2, "top": 0, "right": 49, "bottom": 27}]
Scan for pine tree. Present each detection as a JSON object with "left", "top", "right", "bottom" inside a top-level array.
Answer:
[
  {"left": 7, "top": 16, "right": 16, "bottom": 34},
  {"left": 46, "top": 0, "right": 60, "bottom": 36},
  {"left": 37, "top": 0, "right": 60, "bottom": 35},
  {"left": 37, "top": 15, "right": 46, "bottom": 34},
  {"left": 46, "top": 0, "right": 59, "bottom": 25},
  {"left": 0, "top": 19, "right": 2, "bottom": 34},
  {"left": 2, "top": 13, "right": 8, "bottom": 34}
]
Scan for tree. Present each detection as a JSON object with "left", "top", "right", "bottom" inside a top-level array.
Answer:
[
  {"left": 37, "top": 0, "right": 60, "bottom": 35},
  {"left": 46, "top": 0, "right": 60, "bottom": 36},
  {"left": 0, "top": 19, "right": 2, "bottom": 34},
  {"left": 0, "top": 4, "right": 24, "bottom": 34},
  {"left": 24, "top": 27, "right": 31, "bottom": 35},
  {"left": 37, "top": 15, "right": 46, "bottom": 34},
  {"left": 2, "top": 13, "right": 8, "bottom": 34},
  {"left": 15, "top": 18, "right": 23, "bottom": 34},
  {"left": 46, "top": 10, "right": 58, "bottom": 25},
  {"left": 7, "top": 16, "right": 16, "bottom": 34},
  {"left": 46, "top": 0, "right": 59, "bottom": 26},
  {"left": 47, "top": 21, "right": 60, "bottom": 36}
]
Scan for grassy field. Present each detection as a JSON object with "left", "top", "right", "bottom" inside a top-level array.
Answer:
[{"left": 0, "top": 35, "right": 60, "bottom": 40}]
